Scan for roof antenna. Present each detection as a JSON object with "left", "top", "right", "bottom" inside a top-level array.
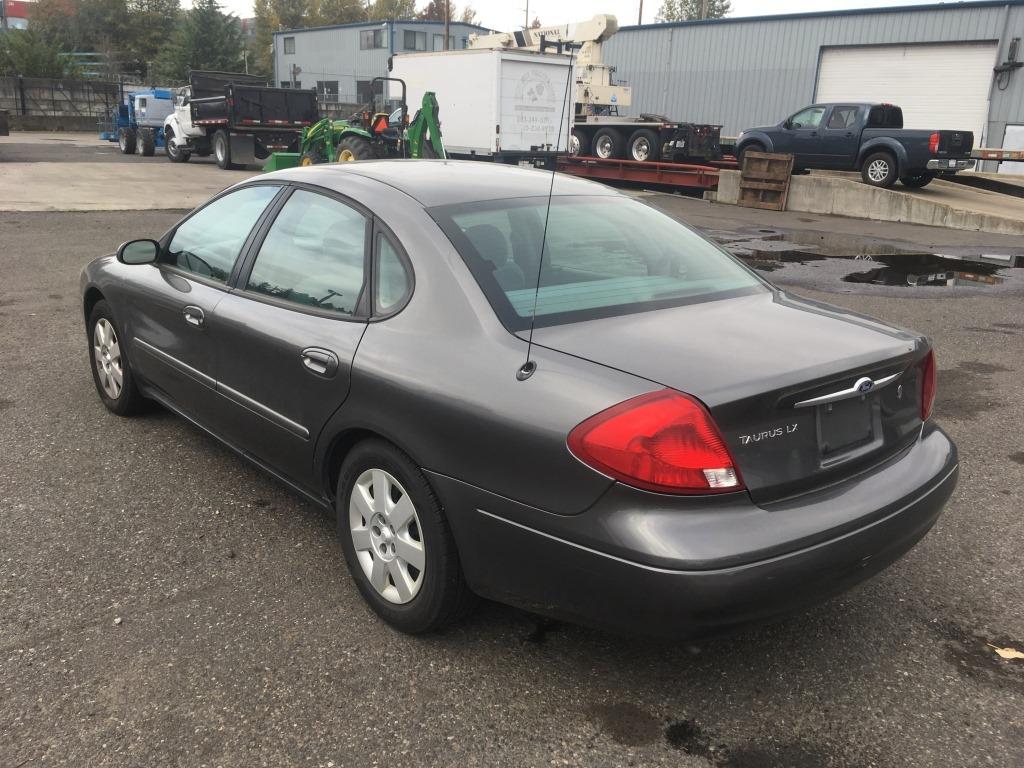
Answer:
[{"left": 517, "top": 37, "right": 579, "bottom": 383}]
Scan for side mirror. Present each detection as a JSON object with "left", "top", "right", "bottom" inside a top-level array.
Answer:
[
  {"left": 117, "top": 239, "right": 160, "bottom": 265},
  {"left": 783, "top": 120, "right": 794, "bottom": 130}
]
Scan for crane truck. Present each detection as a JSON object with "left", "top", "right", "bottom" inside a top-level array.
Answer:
[{"left": 468, "top": 14, "right": 723, "bottom": 164}]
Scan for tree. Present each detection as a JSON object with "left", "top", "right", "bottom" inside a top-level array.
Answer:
[
  {"left": 127, "top": 0, "right": 182, "bottom": 79},
  {"left": 151, "top": 0, "right": 243, "bottom": 83},
  {"left": 656, "top": 0, "right": 730, "bottom": 22},
  {"left": 317, "top": 0, "right": 364, "bottom": 25},
  {"left": 367, "top": 0, "right": 416, "bottom": 20},
  {"left": 0, "top": 29, "right": 79, "bottom": 77},
  {"left": 530, "top": 16, "right": 540, "bottom": 28},
  {"left": 418, "top": 0, "right": 450, "bottom": 22},
  {"left": 27, "top": 0, "right": 77, "bottom": 49},
  {"left": 459, "top": 5, "right": 476, "bottom": 24}
]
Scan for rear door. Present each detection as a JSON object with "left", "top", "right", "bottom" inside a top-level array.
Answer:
[
  {"left": 209, "top": 186, "right": 373, "bottom": 489},
  {"left": 818, "top": 105, "right": 862, "bottom": 167},
  {"left": 126, "top": 184, "right": 282, "bottom": 424}
]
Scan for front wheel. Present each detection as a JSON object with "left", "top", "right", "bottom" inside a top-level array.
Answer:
[
  {"left": 138, "top": 128, "right": 155, "bottom": 156},
  {"left": 861, "top": 151, "right": 898, "bottom": 188},
  {"left": 337, "top": 440, "right": 474, "bottom": 633},
  {"left": 214, "top": 130, "right": 235, "bottom": 170},
  {"left": 118, "top": 127, "right": 136, "bottom": 155},
  {"left": 736, "top": 142, "right": 763, "bottom": 169},
  {"left": 336, "top": 134, "right": 374, "bottom": 162},
  {"left": 900, "top": 173, "right": 935, "bottom": 189},
  {"left": 88, "top": 300, "right": 148, "bottom": 416},
  {"left": 165, "top": 128, "right": 190, "bottom": 162}
]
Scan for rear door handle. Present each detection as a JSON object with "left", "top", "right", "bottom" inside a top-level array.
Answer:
[
  {"left": 183, "top": 305, "right": 204, "bottom": 327},
  {"left": 300, "top": 347, "right": 339, "bottom": 378}
]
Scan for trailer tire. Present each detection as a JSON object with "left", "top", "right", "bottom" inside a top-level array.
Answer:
[
  {"left": 591, "top": 128, "right": 623, "bottom": 160},
  {"left": 165, "top": 128, "right": 190, "bottom": 162},
  {"left": 627, "top": 129, "right": 661, "bottom": 162},
  {"left": 336, "top": 135, "right": 373, "bottom": 162},
  {"left": 900, "top": 173, "right": 935, "bottom": 189},
  {"left": 861, "top": 151, "right": 898, "bottom": 188},
  {"left": 570, "top": 128, "right": 587, "bottom": 157},
  {"left": 138, "top": 128, "right": 155, "bottom": 157},
  {"left": 214, "top": 130, "right": 236, "bottom": 170},
  {"left": 118, "top": 127, "right": 136, "bottom": 155}
]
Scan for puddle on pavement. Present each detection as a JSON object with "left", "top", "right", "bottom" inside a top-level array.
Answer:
[{"left": 842, "top": 254, "right": 1005, "bottom": 288}]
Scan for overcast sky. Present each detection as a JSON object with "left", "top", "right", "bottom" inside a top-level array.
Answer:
[{"left": 214, "top": 0, "right": 942, "bottom": 28}]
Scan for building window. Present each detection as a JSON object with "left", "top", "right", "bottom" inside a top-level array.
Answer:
[
  {"left": 283, "top": 36, "right": 295, "bottom": 54},
  {"left": 356, "top": 79, "right": 383, "bottom": 106},
  {"left": 360, "top": 29, "right": 385, "bottom": 50},
  {"left": 404, "top": 30, "right": 427, "bottom": 51},
  {"left": 280, "top": 80, "right": 301, "bottom": 89},
  {"left": 432, "top": 34, "right": 454, "bottom": 51},
  {"left": 316, "top": 81, "right": 339, "bottom": 101}
]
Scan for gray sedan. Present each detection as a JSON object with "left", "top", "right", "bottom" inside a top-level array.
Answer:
[{"left": 81, "top": 161, "right": 957, "bottom": 636}]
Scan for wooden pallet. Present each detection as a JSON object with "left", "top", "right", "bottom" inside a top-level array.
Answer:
[{"left": 738, "top": 151, "right": 794, "bottom": 211}]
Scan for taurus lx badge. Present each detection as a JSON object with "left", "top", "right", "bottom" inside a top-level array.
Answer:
[{"left": 738, "top": 423, "right": 799, "bottom": 445}]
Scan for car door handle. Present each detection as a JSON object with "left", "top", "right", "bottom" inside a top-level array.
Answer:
[
  {"left": 300, "top": 347, "right": 339, "bottom": 378},
  {"left": 183, "top": 305, "right": 204, "bottom": 327}
]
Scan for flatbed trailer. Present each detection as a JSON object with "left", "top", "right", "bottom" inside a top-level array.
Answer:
[
  {"left": 571, "top": 115, "right": 724, "bottom": 164},
  {"left": 557, "top": 155, "right": 722, "bottom": 191}
]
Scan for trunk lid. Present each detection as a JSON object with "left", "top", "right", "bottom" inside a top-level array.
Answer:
[{"left": 527, "top": 291, "right": 928, "bottom": 503}]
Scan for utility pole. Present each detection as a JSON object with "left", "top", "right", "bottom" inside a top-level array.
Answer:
[
  {"left": 701, "top": 0, "right": 710, "bottom": 20},
  {"left": 638, "top": 0, "right": 643, "bottom": 25},
  {"left": 444, "top": 0, "right": 450, "bottom": 50},
  {"left": 524, "top": 0, "right": 529, "bottom": 30}
]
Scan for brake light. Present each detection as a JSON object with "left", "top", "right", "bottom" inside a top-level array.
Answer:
[
  {"left": 929, "top": 132, "right": 940, "bottom": 154},
  {"left": 919, "top": 350, "right": 936, "bottom": 421},
  {"left": 567, "top": 390, "right": 743, "bottom": 495}
]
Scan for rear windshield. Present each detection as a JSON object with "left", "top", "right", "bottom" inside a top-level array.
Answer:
[
  {"left": 868, "top": 105, "right": 903, "bottom": 129},
  {"left": 429, "top": 195, "right": 766, "bottom": 330}
]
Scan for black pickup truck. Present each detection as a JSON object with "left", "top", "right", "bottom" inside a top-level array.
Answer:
[{"left": 735, "top": 103, "right": 975, "bottom": 188}]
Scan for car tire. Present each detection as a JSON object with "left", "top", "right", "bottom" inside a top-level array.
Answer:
[
  {"left": 627, "top": 128, "right": 661, "bottom": 162},
  {"left": 861, "top": 151, "right": 898, "bottom": 188},
  {"left": 138, "top": 128, "right": 155, "bottom": 157},
  {"left": 570, "top": 128, "right": 587, "bottom": 157},
  {"left": 214, "top": 130, "right": 235, "bottom": 170},
  {"left": 591, "top": 128, "right": 623, "bottom": 160},
  {"left": 165, "top": 128, "right": 190, "bottom": 162},
  {"left": 87, "top": 300, "right": 148, "bottom": 416},
  {"left": 118, "top": 127, "right": 136, "bottom": 155},
  {"left": 336, "top": 439, "right": 475, "bottom": 634},
  {"left": 336, "top": 135, "right": 374, "bottom": 162},
  {"left": 736, "top": 142, "right": 764, "bottom": 169},
  {"left": 900, "top": 173, "right": 935, "bottom": 189}
]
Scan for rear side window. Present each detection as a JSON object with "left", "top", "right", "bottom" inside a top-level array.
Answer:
[
  {"left": 166, "top": 185, "right": 279, "bottom": 283},
  {"left": 246, "top": 189, "right": 368, "bottom": 316},
  {"left": 375, "top": 233, "right": 411, "bottom": 314},
  {"left": 430, "top": 196, "right": 765, "bottom": 330},
  {"left": 826, "top": 106, "right": 859, "bottom": 130}
]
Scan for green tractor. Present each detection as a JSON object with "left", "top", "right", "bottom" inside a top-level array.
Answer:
[{"left": 266, "top": 78, "right": 444, "bottom": 171}]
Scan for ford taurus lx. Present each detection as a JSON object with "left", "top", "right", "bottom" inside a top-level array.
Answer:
[{"left": 81, "top": 162, "right": 958, "bottom": 636}]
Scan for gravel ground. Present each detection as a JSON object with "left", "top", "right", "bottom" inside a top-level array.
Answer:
[{"left": 1, "top": 208, "right": 1022, "bottom": 768}]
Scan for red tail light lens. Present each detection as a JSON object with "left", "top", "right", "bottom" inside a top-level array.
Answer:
[
  {"left": 928, "top": 132, "right": 940, "bottom": 154},
  {"left": 919, "top": 349, "right": 936, "bottom": 421},
  {"left": 567, "top": 390, "right": 743, "bottom": 495}
]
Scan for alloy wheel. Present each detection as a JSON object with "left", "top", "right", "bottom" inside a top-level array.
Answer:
[
  {"left": 349, "top": 468, "right": 425, "bottom": 604},
  {"left": 867, "top": 159, "right": 890, "bottom": 183},
  {"left": 93, "top": 318, "right": 123, "bottom": 400}
]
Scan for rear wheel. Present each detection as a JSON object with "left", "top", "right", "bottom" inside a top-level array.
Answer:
[
  {"left": 570, "top": 128, "right": 587, "bottom": 157},
  {"left": 861, "top": 151, "right": 898, "bottom": 188},
  {"left": 900, "top": 173, "right": 935, "bottom": 189},
  {"left": 88, "top": 300, "right": 148, "bottom": 416},
  {"left": 214, "top": 130, "right": 235, "bottom": 170},
  {"left": 337, "top": 439, "right": 474, "bottom": 633},
  {"left": 138, "top": 128, "right": 155, "bottom": 157},
  {"left": 627, "top": 128, "right": 660, "bottom": 162},
  {"left": 164, "top": 128, "right": 190, "bottom": 162},
  {"left": 336, "top": 135, "right": 374, "bottom": 162},
  {"left": 299, "top": 152, "right": 321, "bottom": 166},
  {"left": 591, "top": 128, "right": 623, "bottom": 160},
  {"left": 117, "top": 127, "right": 136, "bottom": 155}
]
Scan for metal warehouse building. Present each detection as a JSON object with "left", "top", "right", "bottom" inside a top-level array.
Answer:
[
  {"left": 273, "top": 20, "right": 491, "bottom": 108},
  {"left": 604, "top": 0, "right": 1024, "bottom": 166}
]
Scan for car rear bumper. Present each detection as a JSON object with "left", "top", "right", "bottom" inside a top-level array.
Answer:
[
  {"left": 428, "top": 423, "right": 958, "bottom": 637},
  {"left": 926, "top": 158, "right": 974, "bottom": 171}
]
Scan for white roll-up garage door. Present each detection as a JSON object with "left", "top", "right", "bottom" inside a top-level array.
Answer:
[{"left": 815, "top": 42, "right": 997, "bottom": 146}]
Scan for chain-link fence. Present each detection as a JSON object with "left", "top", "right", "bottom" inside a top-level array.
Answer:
[{"left": 0, "top": 76, "right": 122, "bottom": 117}]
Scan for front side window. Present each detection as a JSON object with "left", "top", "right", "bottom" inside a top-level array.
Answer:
[
  {"left": 246, "top": 190, "right": 368, "bottom": 316},
  {"left": 166, "top": 185, "right": 280, "bottom": 283},
  {"left": 283, "top": 36, "right": 295, "bottom": 54},
  {"left": 789, "top": 106, "right": 825, "bottom": 130},
  {"left": 430, "top": 196, "right": 765, "bottom": 330}
]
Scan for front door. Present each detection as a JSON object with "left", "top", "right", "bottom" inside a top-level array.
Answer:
[
  {"left": 210, "top": 187, "right": 371, "bottom": 489},
  {"left": 777, "top": 105, "right": 827, "bottom": 166},
  {"left": 126, "top": 184, "right": 282, "bottom": 423}
]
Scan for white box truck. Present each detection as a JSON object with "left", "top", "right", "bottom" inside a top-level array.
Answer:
[{"left": 388, "top": 48, "right": 575, "bottom": 164}]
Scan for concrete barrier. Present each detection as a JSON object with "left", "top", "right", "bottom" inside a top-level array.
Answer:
[
  {"left": 708, "top": 169, "right": 1024, "bottom": 236},
  {"left": 8, "top": 115, "right": 99, "bottom": 132}
]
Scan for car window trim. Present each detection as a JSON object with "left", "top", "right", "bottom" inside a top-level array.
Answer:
[
  {"left": 369, "top": 218, "right": 415, "bottom": 321},
  {"left": 232, "top": 182, "right": 374, "bottom": 322},
  {"left": 156, "top": 181, "right": 287, "bottom": 290}
]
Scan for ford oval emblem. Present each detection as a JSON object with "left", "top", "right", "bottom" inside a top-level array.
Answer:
[{"left": 855, "top": 377, "right": 875, "bottom": 394}]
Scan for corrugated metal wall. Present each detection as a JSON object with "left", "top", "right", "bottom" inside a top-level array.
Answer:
[{"left": 604, "top": 3, "right": 1024, "bottom": 149}]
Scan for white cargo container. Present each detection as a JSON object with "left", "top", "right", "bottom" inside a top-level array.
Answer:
[{"left": 389, "top": 48, "right": 575, "bottom": 160}]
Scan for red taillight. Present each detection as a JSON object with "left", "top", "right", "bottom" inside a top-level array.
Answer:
[
  {"left": 919, "top": 350, "right": 936, "bottom": 421},
  {"left": 929, "top": 132, "right": 940, "bottom": 154},
  {"left": 567, "top": 390, "right": 743, "bottom": 495}
]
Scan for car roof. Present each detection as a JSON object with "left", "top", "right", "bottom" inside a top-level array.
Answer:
[{"left": 262, "top": 160, "right": 622, "bottom": 208}]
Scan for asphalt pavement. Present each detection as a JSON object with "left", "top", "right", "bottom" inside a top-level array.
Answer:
[{"left": 1, "top": 166, "right": 1023, "bottom": 767}]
